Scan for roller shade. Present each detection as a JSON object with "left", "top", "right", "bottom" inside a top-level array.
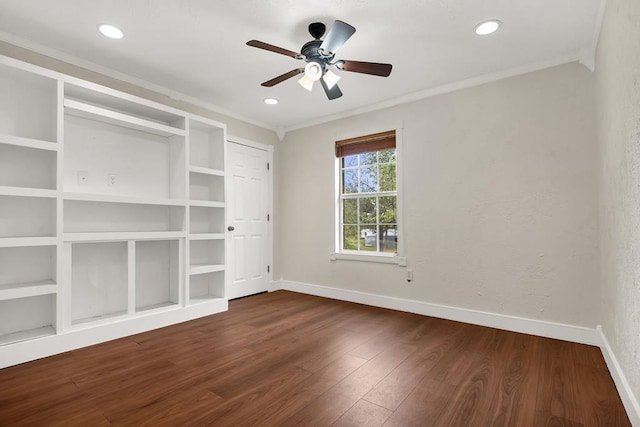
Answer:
[{"left": 335, "top": 130, "right": 396, "bottom": 158}]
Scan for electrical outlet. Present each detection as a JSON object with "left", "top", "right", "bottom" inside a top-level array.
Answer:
[
  {"left": 407, "top": 269, "right": 413, "bottom": 283},
  {"left": 108, "top": 174, "right": 117, "bottom": 186},
  {"left": 77, "top": 170, "right": 88, "bottom": 186}
]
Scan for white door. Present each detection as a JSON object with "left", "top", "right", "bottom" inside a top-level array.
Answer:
[{"left": 226, "top": 141, "right": 270, "bottom": 299}]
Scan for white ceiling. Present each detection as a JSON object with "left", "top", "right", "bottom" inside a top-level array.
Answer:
[{"left": 0, "top": 0, "right": 602, "bottom": 132}]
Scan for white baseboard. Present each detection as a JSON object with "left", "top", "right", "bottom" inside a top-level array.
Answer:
[
  {"left": 0, "top": 299, "right": 227, "bottom": 369},
  {"left": 597, "top": 326, "right": 640, "bottom": 426},
  {"left": 273, "top": 280, "right": 598, "bottom": 345}
]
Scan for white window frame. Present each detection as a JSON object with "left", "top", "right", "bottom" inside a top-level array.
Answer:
[{"left": 332, "top": 124, "right": 405, "bottom": 265}]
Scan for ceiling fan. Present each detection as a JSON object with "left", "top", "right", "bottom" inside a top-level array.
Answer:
[{"left": 246, "top": 20, "right": 392, "bottom": 100}]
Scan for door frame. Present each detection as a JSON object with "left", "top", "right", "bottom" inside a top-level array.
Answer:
[{"left": 226, "top": 135, "right": 274, "bottom": 298}]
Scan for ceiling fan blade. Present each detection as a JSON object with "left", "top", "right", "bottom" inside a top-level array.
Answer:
[
  {"left": 338, "top": 60, "right": 392, "bottom": 77},
  {"left": 247, "top": 40, "right": 303, "bottom": 59},
  {"left": 320, "top": 78, "right": 343, "bottom": 100},
  {"left": 319, "top": 20, "right": 356, "bottom": 55},
  {"left": 261, "top": 68, "right": 305, "bottom": 87}
]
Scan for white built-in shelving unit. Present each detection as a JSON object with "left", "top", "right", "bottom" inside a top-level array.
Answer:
[
  {"left": 0, "top": 55, "right": 228, "bottom": 367},
  {"left": 186, "top": 119, "right": 226, "bottom": 305}
]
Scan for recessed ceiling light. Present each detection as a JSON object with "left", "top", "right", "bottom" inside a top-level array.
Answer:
[
  {"left": 264, "top": 98, "right": 278, "bottom": 105},
  {"left": 474, "top": 20, "right": 501, "bottom": 36},
  {"left": 98, "top": 24, "right": 124, "bottom": 39}
]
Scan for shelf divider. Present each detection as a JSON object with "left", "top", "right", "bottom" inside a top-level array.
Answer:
[
  {"left": 0, "top": 186, "right": 57, "bottom": 198},
  {"left": 0, "top": 134, "right": 58, "bottom": 151},
  {"left": 189, "top": 264, "right": 225, "bottom": 276},
  {"left": 63, "top": 231, "right": 185, "bottom": 242},
  {"left": 0, "top": 281, "right": 57, "bottom": 301},
  {"left": 63, "top": 191, "right": 185, "bottom": 206},
  {"left": 189, "top": 165, "right": 224, "bottom": 177}
]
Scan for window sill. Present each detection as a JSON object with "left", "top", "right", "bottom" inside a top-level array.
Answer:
[{"left": 330, "top": 252, "right": 406, "bottom": 265}]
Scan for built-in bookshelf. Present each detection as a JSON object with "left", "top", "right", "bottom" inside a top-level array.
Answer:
[{"left": 0, "top": 55, "right": 228, "bottom": 364}]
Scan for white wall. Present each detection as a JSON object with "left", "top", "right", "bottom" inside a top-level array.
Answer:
[
  {"left": 595, "top": 0, "right": 640, "bottom": 413},
  {"left": 278, "top": 62, "right": 599, "bottom": 328}
]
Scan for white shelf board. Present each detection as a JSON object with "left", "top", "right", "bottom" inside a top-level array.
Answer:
[
  {"left": 189, "top": 296, "right": 225, "bottom": 306},
  {"left": 0, "top": 280, "right": 57, "bottom": 301},
  {"left": 0, "top": 186, "right": 57, "bottom": 198},
  {"left": 71, "top": 310, "right": 128, "bottom": 327},
  {"left": 64, "top": 192, "right": 185, "bottom": 206},
  {"left": 189, "top": 233, "right": 225, "bottom": 241},
  {"left": 135, "top": 301, "right": 179, "bottom": 314},
  {"left": 189, "top": 165, "right": 224, "bottom": 177},
  {"left": 0, "top": 237, "right": 57, "bottom": 248},
  {"left": 0, "top": 326, "right": 55, "bottom": 346},
  {"left": 189, "top": 264, "right": 225, "bottom": 276},
  {"left": 189, "top": 200, "right": 225, "bottom": 208},
  {"left": 0, "top": 134, "right": 58, "bottom": 151},
  {"left": 64, "top": 231, "right": 185, "bottom": 242},
  {"left": 64, "top": 98, "right": 186, "bottom": 138}
]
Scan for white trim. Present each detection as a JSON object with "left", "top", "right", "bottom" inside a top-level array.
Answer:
[
  {"left": 0, "top": 298, "right": 227, "bottom": 368},
  {"left": 597, "top": 326, "right": 640, "bottom": 425},
  {"left": 227, "top": 134, "right": 274, "bottom": 153},
  {"left": 579, "top": 0, "right": 608, "bottom": 72},
  {"left": 286, "top": 52, "right": 581, "bottom": 132},
  {"left": 273, "top": 280, "right": 599, "bottom": 346},
  {"left": 331, "top": 252, "right": 400, "bottom": 264}
]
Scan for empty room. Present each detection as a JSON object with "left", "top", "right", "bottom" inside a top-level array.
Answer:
[{"left": 0, "top": 0, "right": 638, "bottom": 425}]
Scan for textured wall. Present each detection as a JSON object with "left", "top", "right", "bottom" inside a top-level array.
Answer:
[
  {"left": 595, "top": 0, "right": 640, "bottom": 410},
  {"left": 278, "top": 62, "right": 599, "bottom": 327}
]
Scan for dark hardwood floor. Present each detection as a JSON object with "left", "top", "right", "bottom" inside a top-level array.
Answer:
[{"left": 0, "top": 290, "right": 630, "bottom": 426}]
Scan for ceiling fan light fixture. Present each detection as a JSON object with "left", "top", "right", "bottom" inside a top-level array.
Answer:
[
  {"left": 322, "top": 69, "right": 341, "bottom": 90},
  {"left": 98, "top": 24, "right": 124, "bottom": 39},
  {"left": 304, "top": 61, "right": 323, "bottom": 81},
  {"left": 298, "top": 74, "right": 315, "bottom": 91},
  {"left": 474, "top": 20, "right": 501, "bottom": 36}
]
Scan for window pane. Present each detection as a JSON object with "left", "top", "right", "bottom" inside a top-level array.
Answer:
[
  {"left": 342, "top": 198, "right": 357, "bottom": 224},
  {"left": 359, "top": 197, "right": 377, "bottom": 224},
  {"left": 379, "top": 149, "right": 396, "bottom": 164},
  {"left": 360, "top": 226, "right": 378, "bottom": 251},
  {"left": 342, "top": 155, "right": 358, "bottom": 167},
  {"left": 359, "top": 166, "right": 378, "bottom": 193},
  {"left": 342, "top": 168, "right": 358, "bottom": 194},
  {"left": 379, "top": 163, "right": 396, "bottom": 192},
  {"left": 379, "top": 225, "right": 398, "bottom": 253},
  {"left": 343, "top": 225, "right": 359, "bottom": 250},
  {"left": 359, "top": 151, "right": 377, "bottom": 165},
  {"left": 379, "top": 196, "right": 397, "bottom": 224}
]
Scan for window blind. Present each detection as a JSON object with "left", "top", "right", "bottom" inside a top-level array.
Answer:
[{"left": 335, "top": 130, "right": 396, "bottom": 158}]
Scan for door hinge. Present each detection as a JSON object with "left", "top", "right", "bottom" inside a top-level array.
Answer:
[
  {"left": 267, "top": 265, "right": 270, "bottom": 273},
  {"left": 267, "top": 162, "right": 270, "bottom": 170}
]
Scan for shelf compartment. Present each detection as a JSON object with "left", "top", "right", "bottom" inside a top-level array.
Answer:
[
  {"left": 0, "top": 62, "right": 57, "bottom": 142},
  {"left": 64, "top": 113, "right": 186, "bottom": 200},
  {"left": 71, "top": 241, "right": 128, "bottom": 326},
  {"left": 189, "top": 206, "right": 225, "bottom": 234},
  {"left": 189, "top": 200, "right": 225, "bottom": 208},
  {"left": 189, "top": 270, "right": 224, "bottom": 304},
  {"left": 0, "top": 294, "right": 56, "bottom": 346},
  {"left": 64, "top": 192, "right": 184, "bottom": 206},
  {"left": 135, "top": 240, "right": 180, "bottom": 312},
  {"left": 64, "top": 231, "right": 184, "bottom": 242},
  {"left": 64, "top": 99, "right": 186, "bottom": 137},
  {"left": 64, "top": 200, "right": 185, "bottom": 233},
  {"left": 189, "top": 172, "right": 224, "bottom": 204},
  {"left": 0, "top": 245, "right": 57, "bottom": 300},
  {"left": 189, "top": 120, "right": 225, "bottom": 170},
  {"left": 189, "top": 165, "right": 224, "bottom": 177},
  {"left": 190, "top": 239, "right": 224, "bottom": 272},
  {"left": 65, "top": 83, "right": 186, "bottom": 131},
  {"left": 189, "top": 233, "right": 225, "bottom": 241},
  {"left": 0, "top": 195, "right": 56, "bottom": 238},
  {"left": 0, "top": 144, "right": 57, "bottom": 191}
]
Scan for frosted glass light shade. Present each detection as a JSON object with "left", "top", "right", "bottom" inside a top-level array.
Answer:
[
  {"left": 298, "top": 74, "right": 315, "bottom": 91},
  {"left": 322, "top": 70, "right": 341, "bottom": 89}
]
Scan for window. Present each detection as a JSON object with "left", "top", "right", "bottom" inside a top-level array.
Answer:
[{"left": 336, "top": 130, "right": 398, "bottom": 258}]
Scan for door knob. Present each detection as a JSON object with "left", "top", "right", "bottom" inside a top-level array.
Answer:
[{"left": 228, "top": 226, "right": 235, "bottom": 231}]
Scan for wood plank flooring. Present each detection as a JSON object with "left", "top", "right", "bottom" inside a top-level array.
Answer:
[{"left": 0, "top": 290, "right": 631, "bottom": 426}]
